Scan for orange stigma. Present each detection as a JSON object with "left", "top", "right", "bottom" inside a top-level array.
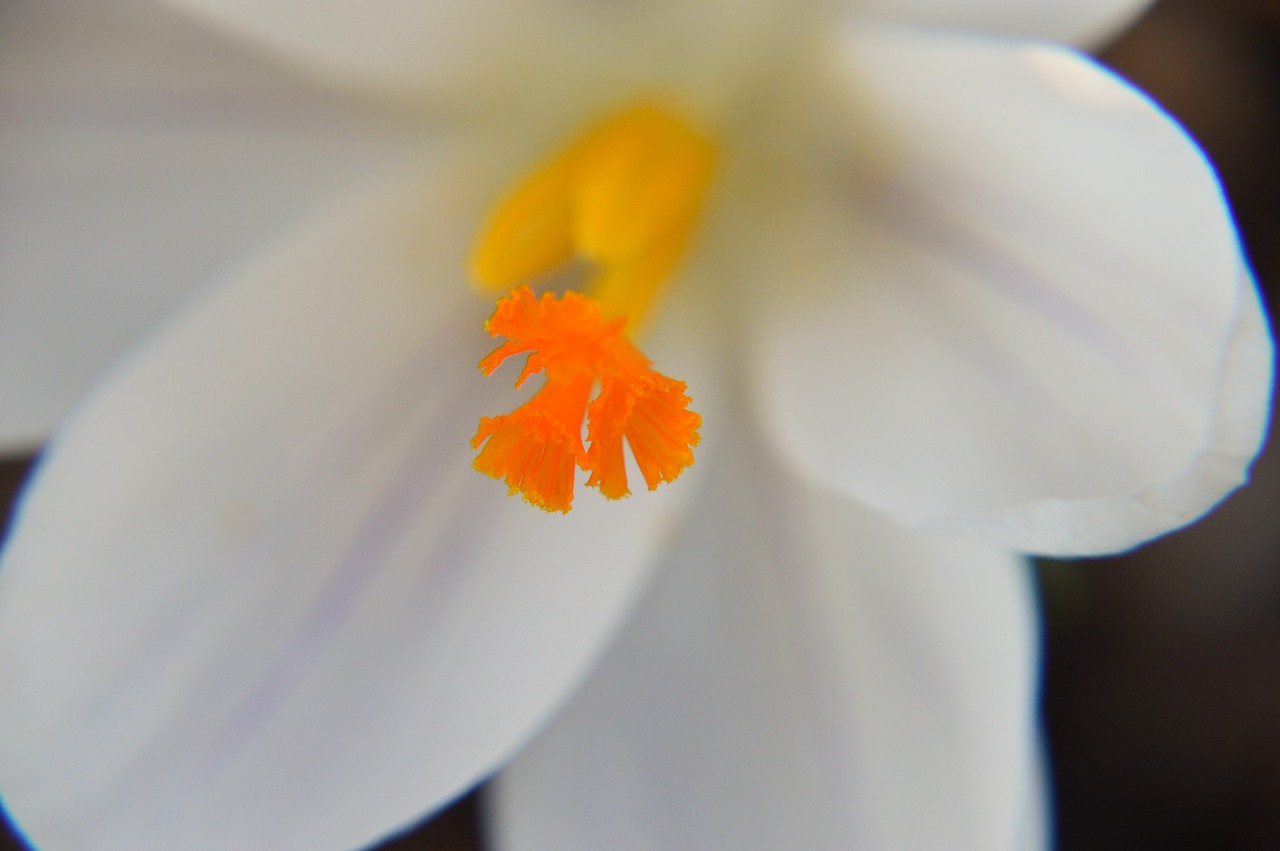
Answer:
[
  {"left": 472, "top": 287, "right": 701, "bottom": 512},
  {"left": 468, "top": 102, "right": 716, "bottom": 511}
]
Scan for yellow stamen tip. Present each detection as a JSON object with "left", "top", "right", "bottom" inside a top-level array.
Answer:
[{"left": 470, "top": 101, "right": 717, "bottom": 329}]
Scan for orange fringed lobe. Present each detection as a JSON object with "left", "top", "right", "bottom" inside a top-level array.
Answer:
[{"left": 471, "top": 286, "right": 701, "bottom": 512}]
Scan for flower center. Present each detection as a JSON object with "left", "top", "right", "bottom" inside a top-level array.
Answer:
[{"left": 468, "top": 102, "right": 717, "bottom": 512}]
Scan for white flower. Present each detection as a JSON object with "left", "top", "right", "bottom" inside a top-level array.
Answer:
[{"left": 0, "top": 1, "right": 1271, "bottom": 850}]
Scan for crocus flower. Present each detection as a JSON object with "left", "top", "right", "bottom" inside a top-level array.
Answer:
[{"left": 0, "top": 0, "right": 1272, "bottom": 849}]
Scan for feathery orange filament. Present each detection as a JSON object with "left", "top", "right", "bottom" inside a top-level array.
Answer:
[{"left": 471, "top": 287, "right": 701, "bottom": 512}]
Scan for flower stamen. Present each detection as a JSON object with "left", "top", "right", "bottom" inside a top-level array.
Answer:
[{"left": 471, "top": 102, "right": 717, "bottom": 328}]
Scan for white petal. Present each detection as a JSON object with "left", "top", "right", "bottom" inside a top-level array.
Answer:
[
  {"left": 0, "top": 160, "right": 711, "bottom": 850},
  {"left": 753, "top": 29, "right": 1260, "bottom": 555},
  {"left": 1017, "top": 745, "right": 1052, "bottom": 851},
  {"left": 152, "top": 0, "right": 815, "bottom": 114},
  {"left": 0, "top": 0, "right": 411, "bottom": 451},
  {"left": 856, "top": 0, "right": 1153, "bottom": 46},
  {"left": 490, "top": 421, "right": 1041, "bottom": 851},
  {"left": 962, "top": 269, "right": 1273, "bottom": 553},
  {"left": 156, "top": 0, "right": 574, "bottom": 97}
]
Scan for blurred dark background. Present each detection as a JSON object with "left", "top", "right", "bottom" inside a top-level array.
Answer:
[
  {"left": 2, "top": 0, "right": 1279, "bottom": 848},
  {"left": 1043, "top": 0, "right": 1280, "bottom": 848}
]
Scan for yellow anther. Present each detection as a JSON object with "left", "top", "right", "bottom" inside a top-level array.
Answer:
[{"left": 470, "top": 102, "right": 717, "bottom": 329}]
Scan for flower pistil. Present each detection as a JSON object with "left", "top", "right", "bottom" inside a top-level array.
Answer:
[
  {"left": 469, "top": 103, "right": 715, "bottom": 511},
  {"left": 471, "top": 287, "right": 701, "bottom": 512}
]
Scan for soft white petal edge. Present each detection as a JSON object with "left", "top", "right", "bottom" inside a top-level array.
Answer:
[
  {"left": 0, "top": 158, "right": 712, "bottom": 851},
  {"left": 0, "top": 0, "right": 412, "bottom": 450},
  {"left": 154, "top": 0, "right": 585, "bottom": 97},
  {"left": 856, "top": 0, "right": 1153, "bottom": 46},
  {"left": 490, "top": 420, "right": 1041, "bottom": 850},
  {"left": 155, "top": 0, "right": 860, "bottom": 109},
  {"left": 957, "top": 269, "right": 1273, "bottom": 554},
  {"left": 752, "top": 28, "right": 1263, "bottom": 556}
]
